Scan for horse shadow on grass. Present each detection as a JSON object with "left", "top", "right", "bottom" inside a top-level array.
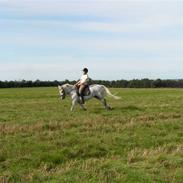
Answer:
[
  {"left": 117, "top": 105, "right": 144, "bottom": 111},
  {"left": 92, "top": 105, "right": 144, "bottom": 114}
]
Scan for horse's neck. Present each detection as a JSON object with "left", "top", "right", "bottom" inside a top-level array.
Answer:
[{"left": 65, "top": 85, "right": 76, "bottom": 95}]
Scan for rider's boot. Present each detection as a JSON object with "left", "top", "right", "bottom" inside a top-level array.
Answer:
[{"left": 80, "top": 95, "right": 85, "bottom": 104}]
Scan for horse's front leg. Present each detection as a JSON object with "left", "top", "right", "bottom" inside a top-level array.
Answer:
[{"left": 71, "top": 99, "right": 77, "bottom": 112}]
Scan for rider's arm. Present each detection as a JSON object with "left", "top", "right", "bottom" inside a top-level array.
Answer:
[{"left": 75, "top": 80, "right": 81, "bottom": 86}]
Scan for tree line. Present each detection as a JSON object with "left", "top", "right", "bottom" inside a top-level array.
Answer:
[{"left": 0, "top": 79, "right": 183, "bottom": 88}]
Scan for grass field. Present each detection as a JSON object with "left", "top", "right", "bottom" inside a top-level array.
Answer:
[{"left": 0, "top": 87, "right": 183, "bottom": 183}]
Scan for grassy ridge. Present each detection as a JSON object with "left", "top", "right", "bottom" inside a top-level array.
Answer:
[{"left": 0, "top": 87, "right": 183, "bottom": 183}]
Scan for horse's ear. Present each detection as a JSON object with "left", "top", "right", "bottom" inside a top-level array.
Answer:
[{"left": 58, "top": 85, "right": 61, "bottom": 90}]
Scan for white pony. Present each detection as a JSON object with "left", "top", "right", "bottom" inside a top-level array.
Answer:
[{"left": 58, "top": 84, "right": 120, "bottom": 111}]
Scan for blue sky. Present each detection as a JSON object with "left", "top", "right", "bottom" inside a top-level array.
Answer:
[{"left": 0, "top": 0, "right": 183, "bottom": 81}]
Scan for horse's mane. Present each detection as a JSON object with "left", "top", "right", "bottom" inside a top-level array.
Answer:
[{"left": 63, "top": 83, "right": 73, "bottom": 87}]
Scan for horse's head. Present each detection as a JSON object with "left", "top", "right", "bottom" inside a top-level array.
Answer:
[{"left": 58, "top": 85, "right": 66, "bottom": 100}]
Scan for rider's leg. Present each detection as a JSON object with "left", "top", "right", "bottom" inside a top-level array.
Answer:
[{"left": 79, "top": 85, "right": 85, "bottom": 104}]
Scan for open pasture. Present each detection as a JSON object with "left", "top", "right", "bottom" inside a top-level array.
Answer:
[{"left": 0, "top": 87, "right": 183, "bottom": 183}]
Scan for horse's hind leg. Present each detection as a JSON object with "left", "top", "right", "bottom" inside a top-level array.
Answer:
[
  {"left": 79, "top": 103, "right": 87, "bottom": 111},
  {"left": 97, "top": 97, "right": 111, "bottom": 110},
  {"left": 103, "top": 98, "right": 111, "bottom": 110}
]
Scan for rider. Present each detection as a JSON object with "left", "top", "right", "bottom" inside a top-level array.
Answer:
[{"left": 75, "top": 68, "right": 89, "bottom": 104}]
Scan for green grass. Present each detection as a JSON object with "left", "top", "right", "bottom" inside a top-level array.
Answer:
[{"left": 0, "top": 87, "right": 183, "bottom": 183}]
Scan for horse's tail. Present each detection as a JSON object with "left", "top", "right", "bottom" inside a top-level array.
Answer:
[{"left": 103, "top": 86, "right": 121, "bottom": 100}]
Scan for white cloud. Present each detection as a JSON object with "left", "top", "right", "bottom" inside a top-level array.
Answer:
[
  {"left": 1, "top": 0, "right": 183, "bottom": 40},
  {"left": 1, "top": 0, "right": 183, "bottom": 80},
  {"left": 0, "top": 56, "right": 182, "bottom": 80},
  {"left": 0, "top": 32, "right": 183, "bottom": 57},
  {"left": 1, "top": 0, "right": 183, "bottom": 19}
]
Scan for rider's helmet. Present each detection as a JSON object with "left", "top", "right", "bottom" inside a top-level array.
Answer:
[{"left": 82, "top": 68, "right": 88, "bottom": 73}]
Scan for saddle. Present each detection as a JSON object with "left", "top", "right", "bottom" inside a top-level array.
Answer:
[
  {"left": 83, "top": 85, "right": 91, "bottom": 96},
  {"left": 76, "top": 85, "right": 91, "bottom": 96}
]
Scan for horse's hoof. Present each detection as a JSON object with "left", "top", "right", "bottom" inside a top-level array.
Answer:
[{"left": 106, "top": 106, "right": 112, "bottom": 110}]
